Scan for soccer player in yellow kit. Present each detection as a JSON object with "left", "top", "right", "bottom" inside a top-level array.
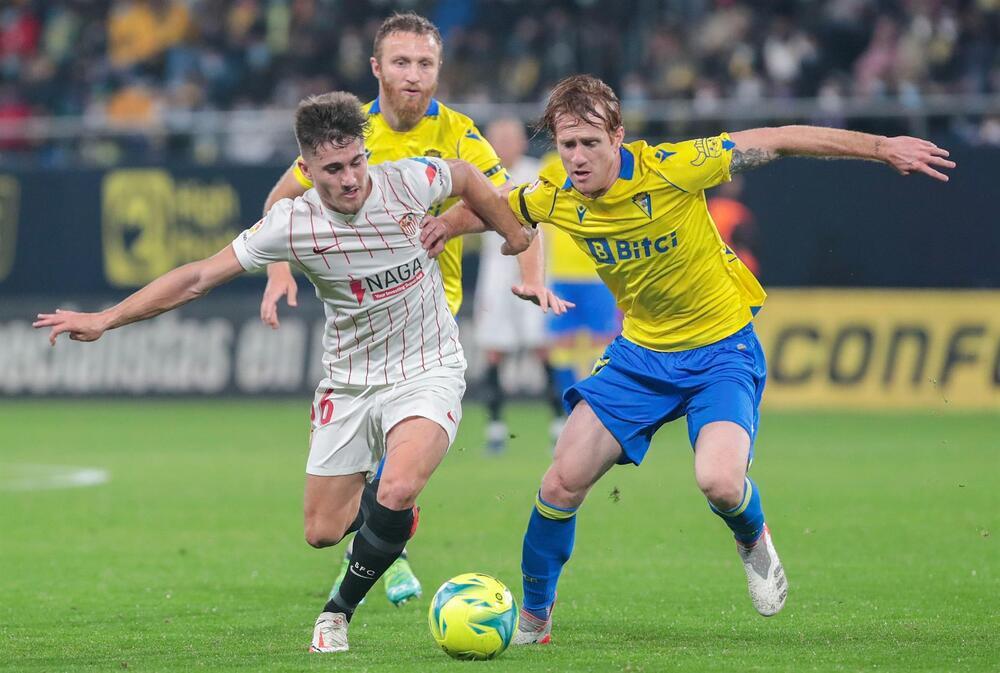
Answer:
[
  {"left": 422, "top": 74, "right": 955, "bottom": 642},
  {"left": 257, "top": 12, "right": 566, "bottom": 608}
]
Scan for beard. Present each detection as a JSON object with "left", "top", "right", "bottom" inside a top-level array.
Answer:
[{"left": 382, "top": 83, "right": 435, "bottom": 129}]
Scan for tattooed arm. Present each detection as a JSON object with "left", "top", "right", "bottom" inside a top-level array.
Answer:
[{"left": 727, "top": 126, "right": 955, "bottom": 181}]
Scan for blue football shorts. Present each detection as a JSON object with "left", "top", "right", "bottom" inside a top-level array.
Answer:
[{"left": 564, "top": 322, "right": 766, "bottom": 465}]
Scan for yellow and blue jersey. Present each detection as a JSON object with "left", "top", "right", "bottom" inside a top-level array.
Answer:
[
  {"left": 292, "top": 98, "right": 507, "bottom": 315},
  {"left": 508, "top": 135, "right": 766, "bottom": 352}
]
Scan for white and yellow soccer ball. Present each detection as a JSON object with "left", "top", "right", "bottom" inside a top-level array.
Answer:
[{"left": 428, "top": 573, "right": 519, "bottom": 660}]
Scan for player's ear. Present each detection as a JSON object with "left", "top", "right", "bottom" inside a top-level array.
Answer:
[
  {"left": 297, "top": 156, "right": 312, "bottom": 182},
  {"left": 370, "top": 55, "right": 381, "bottom": 79},
  {"left": 611, "top": 125, "right": 625, "bottom": 148}
]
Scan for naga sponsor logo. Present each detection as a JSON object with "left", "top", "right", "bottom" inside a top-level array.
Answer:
[
  {"left": 361, "top": 258, "right": 425, "bottom": 301},
  {"left": 585, "top": 231, "right": 679, "bottom": 265}
]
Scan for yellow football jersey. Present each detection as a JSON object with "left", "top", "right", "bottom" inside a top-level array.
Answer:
[
  {"left": 293, "top": 98, "right": 507, "bottom": 315},
  {"left": 508, "top": 135, "right": 766, "bottom": 351}
]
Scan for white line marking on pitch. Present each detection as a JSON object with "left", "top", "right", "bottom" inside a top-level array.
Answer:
[{"left": 0, "top": 464, "right": 110, "bottom": 492}]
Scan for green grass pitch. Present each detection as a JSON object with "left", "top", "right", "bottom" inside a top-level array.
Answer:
[{"left": 1, "top": 401, "right": 997, "bottom": 672}]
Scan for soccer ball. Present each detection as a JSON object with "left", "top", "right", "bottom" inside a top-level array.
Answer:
[{"left": 428, "top": 573, "right": 519, "bottom": 660}]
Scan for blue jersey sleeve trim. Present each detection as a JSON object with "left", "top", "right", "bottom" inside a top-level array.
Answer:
[{"left": 618, "top": 146, "right": 635, "bottom": 180}]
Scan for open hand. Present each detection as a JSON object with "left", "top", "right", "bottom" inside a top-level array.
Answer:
[
  {"left": 260, "top": 264, "right": 298, "bottom": 329},
  {"left": 32, "top": 309, "right": 109, "bottom": 345},
  {"left": 511, "top": 284, "right": 576, "bottom": 315},
  {"left": 420, "top": 215, "right": 450, "bottom": 258},
  {"left": 880, "top": 137, "right": 956, "bottom": 181}
]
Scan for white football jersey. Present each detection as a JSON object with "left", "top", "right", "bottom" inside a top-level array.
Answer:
[{"left": 232, "top": 157, "right": 465, "bottom": 385}]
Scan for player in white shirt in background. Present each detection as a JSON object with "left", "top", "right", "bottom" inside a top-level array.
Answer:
[
  {"left": 475, "top": 119, "right": 565, "bottom": 452},
  {"left": 33, "top": 92, "right": 534, "bottom": 654}
]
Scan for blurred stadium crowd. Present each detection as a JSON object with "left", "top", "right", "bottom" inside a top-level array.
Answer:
[{"left": 2, "top": 0, "right": 1000, "bottom": 163}]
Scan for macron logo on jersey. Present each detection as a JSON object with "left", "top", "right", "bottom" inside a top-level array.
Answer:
[{"left": 585, "top": 232, "right": 679, "bottom": 265}]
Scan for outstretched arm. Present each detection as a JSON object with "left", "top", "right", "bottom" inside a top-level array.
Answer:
[
  {"left": 34, "top": 245, "right": 245, "bottom": 345},
  {"left": 727, "top": 126, "right": 956, "bottom": 181},
  {"left": 444, "top": 159, "right": 535, "bottom": 255}
]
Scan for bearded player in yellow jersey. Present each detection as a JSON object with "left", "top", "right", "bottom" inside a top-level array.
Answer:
[
  {"left": 257, "top": 13, "right": 568, "bottom": 609},
  {"left": 421, "top": 74, "right": 954, "bottom": 641}
]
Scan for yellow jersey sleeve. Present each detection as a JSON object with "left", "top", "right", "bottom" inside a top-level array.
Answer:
[
  {"left": 456, "top": 124, "right": 508, "bottom": 186},
  {"left": 291, "top": 158, "right": 313, "bottom": 189},
  {"left": 508, "top": 180, "right": 558, "bottom": 229},
  {"left": 649, "top": 133, "right": 734, "bottom": 193}
]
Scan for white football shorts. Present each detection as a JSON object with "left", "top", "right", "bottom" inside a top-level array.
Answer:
[{"left": 305, "top": 365, "right": 466, "bottom": 478}]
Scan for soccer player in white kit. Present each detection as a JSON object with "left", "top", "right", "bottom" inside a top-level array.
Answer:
[
  {"left": 474, "top": 119, "right": 565, "bottom": 452},
  {"left": 33, "top": 91, "right": 535, "bottom": 654}
]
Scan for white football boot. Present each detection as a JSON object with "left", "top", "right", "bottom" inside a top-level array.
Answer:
[
  {"left": 737, "top": 524, "right": 788, "bottom": 616},
  {"left": 512, "top": 605, "right": 553, "bottom": 645},
  {"left": 309, "top": 612, "right": 349, "bottom": 653}
]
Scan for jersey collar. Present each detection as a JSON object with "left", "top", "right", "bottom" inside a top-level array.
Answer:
[
  {"left": 561, "top": 145, "right": 635, "bottom": 191},
  {"left": 369, "top": 97, "right": 440, "bottom": 117}
]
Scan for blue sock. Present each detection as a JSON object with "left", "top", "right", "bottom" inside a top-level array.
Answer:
[
  {"left": 710, "top": 476, "right": 766, "bottom": 546},
  {"left": 521, "top": 492, "right": 577, "bottom": 619}
]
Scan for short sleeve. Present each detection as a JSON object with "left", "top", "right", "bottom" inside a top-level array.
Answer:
[
  {"left": 231, "top": 199, "right": 293, "bottom": 272},
  {"left": 457, "top": 125, "right": 509, "bottom": 186},
  {"left": 399, "top": 156, "right": 453, "bottom": 209},
  {"left": 291, "top": 157, "right": 314, "bottom": 189},
  {"left": 507, "top": 180, "right": 557, "bottom": 229},
  {"left": 649, "top": 133, "right": 734, "bottom": 193}
]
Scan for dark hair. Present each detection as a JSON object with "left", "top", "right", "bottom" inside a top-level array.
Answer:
[
  {"left": 294, "top": 92, "right": 370, "bottom": 156},
  {"left": 373, "top": 12, "right": 443, "bottom": 60},
  {"left": 538, "top": 75, "right": 622, "bottom": 138}
]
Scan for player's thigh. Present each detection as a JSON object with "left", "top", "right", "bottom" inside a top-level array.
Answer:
[
  {"left": 684, "top": 324, "right": 765, "bottom": 452},
  {"left": 307, "top": 381, "right": 382, "bottom": 478},
  {"left": 377, "top": 367, "right": 466, "bottom": 508},
  {"left": 302, "top": 472, "right": 367, "bottom": 546},
  {"left": 379, "top": 416, "right": 450, "bottom": 509},
  {"left": 693, "top": 420, "right": 751, "bottom": 503},
  {"left": 542, "top": 401, "right": 622, "bottom": 507}
]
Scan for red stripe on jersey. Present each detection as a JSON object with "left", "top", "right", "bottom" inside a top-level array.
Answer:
[
  {"left": 350, "top": 314, "right": 360, "bottom": 352},
  {"left": 382, "top": 308, "right": 391, "bottom": 384},
  {"left": 365, "top": 310, "right": 377, "bottom": 385},
  {"left": 333, "top": 318, "right": 342, "bottom": 358},
  {"left": 434, "top": 266, "right": 463, "bottom": 365},
  {"left": 424, "top": 275, "right": 444, "bottom": 366},
  {"left": 394, "top": 166, "right": 424, "bottom": 211},
  {"left": 307, "top": 204, "right": 331, "bottom": 269},
  {"left": 418, "top": 290, "right": 427, "bottom": 372},
  {"left": 373, "top": 179, "right": 404, "bottom": 226},
  {"left": 288, "top": 207, "right": 305, "bottom": 268},
  {"left": 364, "top": 211, "right": 394, "bottom": 254},
  {"left": 353, "top": 222, "right": 374, "bottom": 259},
  {"left": 400, "top": 296, "right": 410, "bottom": 380}
]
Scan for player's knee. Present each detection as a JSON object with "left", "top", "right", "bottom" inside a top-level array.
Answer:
[
  {"left": 696, "top": 471, "right": 744, "bottom": 511},
  {"left": 303, "top": 518, "right": 350, "bottom": 549},
  {"left": 540, "top": 469, "right": 584, "bottom": 509},
  {"left": 376, "top": 475, "right": 420, "bottom": 511}
]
